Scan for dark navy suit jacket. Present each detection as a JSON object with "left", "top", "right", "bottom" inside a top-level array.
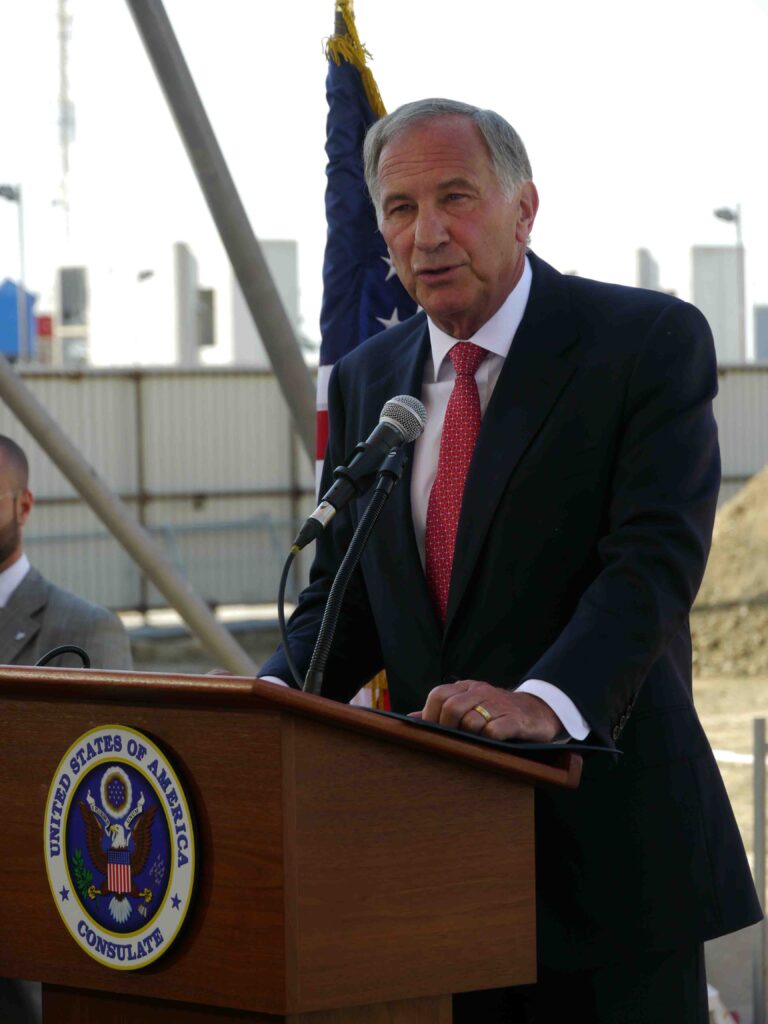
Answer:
[{"left": 262, "top": 252, "right": 761, "bottom": 967}]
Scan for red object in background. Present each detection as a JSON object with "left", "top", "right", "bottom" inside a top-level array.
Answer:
[{"left": 36, "top": 314, "right": 53, "bottom": 338}]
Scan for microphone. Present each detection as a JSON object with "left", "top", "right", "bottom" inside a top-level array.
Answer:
[{"left": 293, "top": 395, "right": 427, "bottom": 550}]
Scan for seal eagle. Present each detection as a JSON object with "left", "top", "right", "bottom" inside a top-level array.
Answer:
[{"left": 78, "top": 797, "right": 157, "bottom": 923}]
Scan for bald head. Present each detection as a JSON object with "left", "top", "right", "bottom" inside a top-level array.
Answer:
[
  {"left": 0, "top": 436, "right": 33, "bottom": 572},
  {"left": 0, "top": 436, "right": 29, "bottom": 492}
]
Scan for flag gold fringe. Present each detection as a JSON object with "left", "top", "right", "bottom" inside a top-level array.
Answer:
[
  {"left": 326, "top": 0, "right": 387, "bottom": 119},
  {"left": 367, "top": 670, "right": 389, "bottom": 710}
]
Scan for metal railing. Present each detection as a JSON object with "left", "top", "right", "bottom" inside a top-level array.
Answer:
[{"left": 755, "top": 718, "right": 767, "bottom": 1024}]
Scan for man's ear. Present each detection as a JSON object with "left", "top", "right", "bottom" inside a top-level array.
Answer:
[
  {"left": 16, "top": 488, "right": 34, "bottom": 528},
  {"left": 516, "top": 181, "right": 539, "bottom": 244}
]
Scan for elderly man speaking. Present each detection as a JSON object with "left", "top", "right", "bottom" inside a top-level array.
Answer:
[{"left": 261, "top": 99, "right": 761, "bottom": 1023}]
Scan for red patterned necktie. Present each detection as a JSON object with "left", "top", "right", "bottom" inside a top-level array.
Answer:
[{"left": 425, "top": 341, "right": 489, "bottom": 622}]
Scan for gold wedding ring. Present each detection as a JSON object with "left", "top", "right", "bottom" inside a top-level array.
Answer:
[{"left": 473, "top": 703, "right": 493, "bottom": 723}]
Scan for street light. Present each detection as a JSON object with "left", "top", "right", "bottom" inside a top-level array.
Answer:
[
  {"left": 0, "top": 184, "right": 28, "bottom": 362},
  {"left": 713, "top": 204, "right": 745, "bottom": 360},
  {"left": 714, "top": 205, "right": 742, "bottom": 244}
]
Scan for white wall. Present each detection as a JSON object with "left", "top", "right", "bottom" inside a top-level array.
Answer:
[{"left": 692, "top": 245, "right": 746, "bottom": 363}]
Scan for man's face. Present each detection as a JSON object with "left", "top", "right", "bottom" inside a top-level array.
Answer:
[
  {"left": 377, "top": 115, "right": 538, "bottom": 339},
  {"left": 0, "top": 455, "right": 32, "bottom": 572}
]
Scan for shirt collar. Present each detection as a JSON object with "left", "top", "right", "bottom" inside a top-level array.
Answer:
[
  {"left": 425, "top": 255, "right": 533, "bottom": 381},
  {"left": 0, "top": 552, "right": 30, "bottom": 608}
]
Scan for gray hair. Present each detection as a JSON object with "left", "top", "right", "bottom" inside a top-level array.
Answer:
[{"left": 363, "top": 98, "right": 533, "bottom": 220}]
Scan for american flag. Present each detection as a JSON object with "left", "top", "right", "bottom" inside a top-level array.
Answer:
[
  {"left": 107, "top": 849, "right": 132, "bottom": 895},
  {"left": 319, "top": 3, "right": 417, "bottom": 710},
  {"left": 318, "top": 1, "right": 416, "bottom": 488}
]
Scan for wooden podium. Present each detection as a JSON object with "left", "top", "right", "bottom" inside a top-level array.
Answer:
[{"left": 0, "top": 666, "right": 581, "bottom": 1023}]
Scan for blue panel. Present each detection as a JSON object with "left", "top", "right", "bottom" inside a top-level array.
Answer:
[{"left": 0, "top": 279, "right": 37, "bottom": 358}]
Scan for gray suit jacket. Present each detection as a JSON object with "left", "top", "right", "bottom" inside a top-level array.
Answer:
[{"left": 0, "top": 566, "right": 132, "bottom": 670}]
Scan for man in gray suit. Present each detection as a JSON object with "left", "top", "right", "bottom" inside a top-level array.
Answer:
[
  {"left": 0, "top": 435, "right": 132, "bottom": 670},
  {"left": 0, "top": 434, "right": 132, "bottom": 1024}
]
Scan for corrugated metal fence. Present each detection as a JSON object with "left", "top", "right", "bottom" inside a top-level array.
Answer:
[
  {"left": 0, "top": 367, "right": 315, "bottom": 611},
  {"left": 0, "top": 363, "right": 765, "bottom": 612},
  {"left": 716, "top": 365, "right": 768, "bottom": 503}
]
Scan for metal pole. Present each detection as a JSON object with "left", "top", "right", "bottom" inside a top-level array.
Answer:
[
  {"left": 0, "top": 356, "right": 259, "bottom": 676},
  {"left": 125, "top": 0, "right": 316, "bottom": 462},
  {"left": 16, "top": 187, "right": 28, "bottom": 362},
  {"left": 735, "top": 205, "right": 746, "bottom": 361},
  {"left": 754, "top": 717, "right": 766, "bottom": 1024}
]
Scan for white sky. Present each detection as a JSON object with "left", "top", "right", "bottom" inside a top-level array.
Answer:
[{"left": 1, "top": 0, "right": 767, "bottom": 358}]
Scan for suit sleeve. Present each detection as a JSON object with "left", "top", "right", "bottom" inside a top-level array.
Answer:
[
  {"left": 258, "top": 361, "right": 384, "bottom": 700},
  {"left": 523, "top": 301, "right": 720, "bottom": 748},
  {"left": 79, "top": 610, "right": 133, "bottom": 671},
  {"left": 38, "top": 597, "right": 134, "bottom": 671}
]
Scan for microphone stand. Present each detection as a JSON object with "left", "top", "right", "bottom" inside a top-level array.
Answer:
[{"left": 303, "top": 447, "right": 408, "bottom": 696}]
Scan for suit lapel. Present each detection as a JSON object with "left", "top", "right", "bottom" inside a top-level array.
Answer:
[
  {"left": 0, "top": 567, "right": 46, "bottom": 664},
  {"left": 445, "top": 255, "right": 581, "bottom": 632}
]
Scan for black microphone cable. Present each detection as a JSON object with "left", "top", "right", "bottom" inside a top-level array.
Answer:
[
  {"left": 35, "top": 645, "right": 91, "bottom": 668},
  {"left": 277, "top": 447, "right": 409, "bottom": 694},
  {"left": 277, "top": 545, "right": 307, "bottom": 690}
]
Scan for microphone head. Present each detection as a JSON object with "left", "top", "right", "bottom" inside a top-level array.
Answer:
[{"left": 380, "top": 395, "right": 427, "bottom": 444}]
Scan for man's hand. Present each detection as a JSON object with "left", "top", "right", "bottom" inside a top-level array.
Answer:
[{"left": 413, "top": 679, "right": 563, "bottom": 742}]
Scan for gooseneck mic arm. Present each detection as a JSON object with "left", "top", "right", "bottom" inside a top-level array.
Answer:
[
  {"left": 303, "top": 446, "right": 409, "bottom": 696},
  {"left": 293, "top": 395, "right": 426, "bottom": 551}
]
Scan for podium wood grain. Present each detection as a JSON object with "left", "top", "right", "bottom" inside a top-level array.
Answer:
[
  {"left": 0, "top": 668, "right": 580, "bottom": 1019},
  {"left": 43, "top": 986, "right": 452, "bottom": 1023}
]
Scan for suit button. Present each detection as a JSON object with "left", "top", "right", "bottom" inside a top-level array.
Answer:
[{"left": 612, "top": 725, "right": 620, "bottom": 740}]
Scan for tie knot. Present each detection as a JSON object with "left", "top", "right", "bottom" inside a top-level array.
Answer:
[{"left": 449, "top": 341, "right": 488, "bottom": 377}]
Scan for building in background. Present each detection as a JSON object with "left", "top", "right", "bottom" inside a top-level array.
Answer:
[
  {"left": 691, "top": 245, "right": 746, "bottom": 364},
  {"left": 56, "top": 265, "right": 89, "bottom": 365},
  {"left": 174, "top": 242, "right": 202, "bottom": 367},
  {"left": 231, "top": 240, "right": 303, "bottom": 367},
  {"left": 85, "top": 238, "right": 304, "bottom": 369},
  {"left": 636, "top": 248, "right": 661, "bottom": 291},
  {"left": 755, "top": 306, "right": 768, "bottom": 363}
]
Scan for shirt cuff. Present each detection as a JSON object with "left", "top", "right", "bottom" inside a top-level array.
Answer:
[
  {"left": 258, "top": 675, "right": 291, "bottom": 688},
  {"left": 516, "top": 679, "right": 590, "bottom": 741}
]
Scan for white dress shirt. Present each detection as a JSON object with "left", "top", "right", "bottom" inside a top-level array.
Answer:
[
  {"left": 0, "top": 553, "right": 30, "bottom": 608},
  {"left": 413, "top": 258, "right": 589, "bottom": 741}
]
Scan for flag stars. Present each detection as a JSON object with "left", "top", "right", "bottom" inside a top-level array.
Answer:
[
  {"left": 381, "top": 256, "right": 398, "bottom": 282},
  {"left": 376, "top": 308, "right": 402, "bottom": 330},
  {"left": 59, "top": 886, "right": 70, "bottom": 902}
]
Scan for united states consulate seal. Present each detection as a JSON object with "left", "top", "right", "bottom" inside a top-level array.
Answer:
[{"left": 44, "top": 724, "right": 196, "bottom": 969}]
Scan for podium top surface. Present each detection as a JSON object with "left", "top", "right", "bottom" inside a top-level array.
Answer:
[{"left": 0, "top": 665, "right": 581, "bottom": 790}]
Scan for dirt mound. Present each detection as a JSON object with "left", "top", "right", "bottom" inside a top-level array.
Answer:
[{"left": 692, "top": 465, "right": 768, "bottom": 676}]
